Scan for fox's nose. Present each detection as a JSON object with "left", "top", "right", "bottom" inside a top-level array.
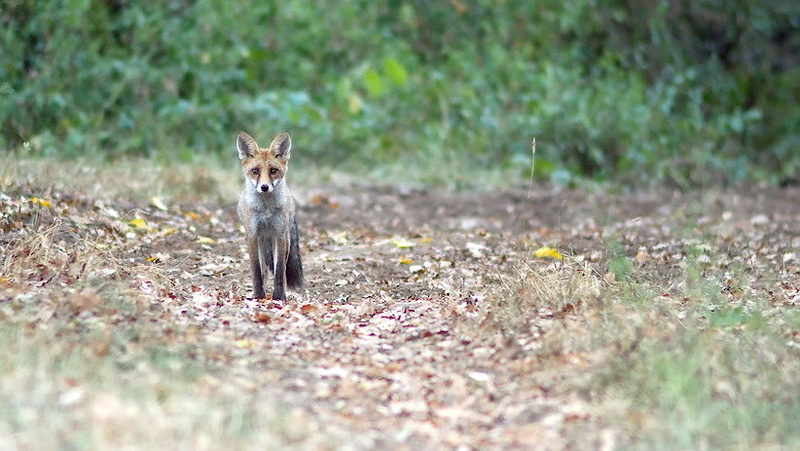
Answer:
[{"left": 259, "top": 184, "right": 272, "bottom": 193}]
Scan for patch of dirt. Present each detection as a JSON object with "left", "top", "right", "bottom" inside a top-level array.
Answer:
[
  {"left": 297, "top": 185, "right": 799, "bottom": 302},
  {"left": 2, "top": 181, "right": 798, "bottom": 448}
]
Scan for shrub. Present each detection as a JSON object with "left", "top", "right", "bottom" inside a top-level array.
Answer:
[{"left": 1, "top": 0, "right": 797, "bottom": 185}]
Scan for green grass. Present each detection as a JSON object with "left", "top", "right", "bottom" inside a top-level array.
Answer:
[
  {"left": 488, "top": 236, "right": 800, "bottom": 449},
  {"left": 624, "top": 331, "right": 799, "bottom": 449}
]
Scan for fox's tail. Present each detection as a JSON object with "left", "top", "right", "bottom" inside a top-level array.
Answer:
[{"left": 286, "top": 219, "right": 304, "bottom": 289}]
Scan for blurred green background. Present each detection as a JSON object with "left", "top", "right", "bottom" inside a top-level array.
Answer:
[{"left": 2, "top": 0, "right": 799, "bottom": 187}]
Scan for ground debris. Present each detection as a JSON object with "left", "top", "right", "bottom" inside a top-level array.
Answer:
[{"left": 2, "top": 182, "right": 799, "bottom": 449}]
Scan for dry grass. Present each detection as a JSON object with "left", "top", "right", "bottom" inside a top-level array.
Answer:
[
  {"left": 485, "top": 249, "right": 800, "bottom": 449},
  {"left": 0, "top": 200, "right": 307, "bottom": 449},
  {"left": 0, "top": 155, "right": 239, "bottom": 204},
  {"left": 0, "top": 156, "right": 379, "bottom": 449},
  {"left": 2, "top": 155, "right": 798, "bottom": 449}
]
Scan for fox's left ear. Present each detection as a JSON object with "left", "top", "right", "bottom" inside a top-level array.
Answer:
[{"left": 270, "top": 132, "right": 292, "bottom": 159}]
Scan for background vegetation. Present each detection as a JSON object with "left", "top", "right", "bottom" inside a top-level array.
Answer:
[
  {"left": 2, "top": 0, "right": 799, "bottom": 186},
  {"left": 2, "top": 2, "right": 799, "bottom": 448}
]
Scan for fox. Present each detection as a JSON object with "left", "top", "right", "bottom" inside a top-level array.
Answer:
[{"left": 236, "top": 130, "right": 303, "bottom": 301}]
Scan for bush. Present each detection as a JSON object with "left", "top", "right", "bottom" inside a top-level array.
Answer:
[{"left": 1, "top": 0, "right": 798, "bottom": 186}]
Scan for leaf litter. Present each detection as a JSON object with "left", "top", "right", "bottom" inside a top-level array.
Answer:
[{"left": 1, "top": 180, "right": 799, "bottom": 449}]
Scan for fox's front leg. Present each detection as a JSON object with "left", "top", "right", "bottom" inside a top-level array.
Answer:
[
  {"left": 272, "top": 230, "right": 290, "bottom": 301},
  {"left": 247, "top": 236, "right": 265, "bottom": 299}
]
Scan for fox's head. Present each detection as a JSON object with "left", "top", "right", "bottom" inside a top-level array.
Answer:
[{"left": 236, "top": 131, "right": 292, "bottom": 194}]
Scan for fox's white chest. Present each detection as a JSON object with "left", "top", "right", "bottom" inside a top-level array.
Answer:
[{"left": 241, "top": 185, "right": 291, "bottom": 233}]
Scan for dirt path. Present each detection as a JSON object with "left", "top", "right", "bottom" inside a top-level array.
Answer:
[
  {"left": 2, "top": 182, "right": 798, "bottom": 448},
  {"left": 135, "top": 184, "right": 800, "bottom": 448}
]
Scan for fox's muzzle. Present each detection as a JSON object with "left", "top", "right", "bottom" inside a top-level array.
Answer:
[{"left": 256, "top": 177, "right": 282, "bottom": 193}]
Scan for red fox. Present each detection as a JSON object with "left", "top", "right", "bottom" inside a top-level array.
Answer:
[{"left": 236, "top": 131, "right": 303, "bottom": 300}]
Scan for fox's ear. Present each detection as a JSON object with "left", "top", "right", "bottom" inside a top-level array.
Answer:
[
  {"left": 236, "top": 132, "right": 259, "bottom": 160},
  {"left": 270, "top": 132, "right": 292, "bottom": 159}
]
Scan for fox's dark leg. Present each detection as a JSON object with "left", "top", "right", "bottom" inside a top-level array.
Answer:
[
  {"left": 272, "top": 230, "right": 290, "bottom": 301},
  {"left": 248, "top": 237, "right": 265, "bottom": 299}
]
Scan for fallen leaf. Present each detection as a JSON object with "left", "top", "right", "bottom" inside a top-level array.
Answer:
[
  {"left": 197, "top": 236, "right": 216, "bottom": 244},
  {"left": 254, "top": 312, "right": 271, "bottom": 323},
  {"left": 234, "top": 339, "right": 258, "bottom": 349},
  {"left": 126, "top": 218, "right": 150, "bottom": 230},
  {"left": 393, "top": 238, "right": 416, "bottom": 249},
  {"left": 160, "top": 227, "right": 178, "bottom": 236},
  {"left": 467, "top": 371, "right": 492, "bottom": 382},
  {"left": 150, "top": 196, "right": 168, "bottom": 211},
  {"left": 330, "top": 231, "right": 349, "bottom": 245},
  {"left": 534, "top": 246, "right": 564, "bottom": 260},
  {"left": 398, "top": 256, "right": 414, "bottom": 264},
  {"left": 29, "top": 197, "right": 52, "bottom": 207},
  {"left": 58, "top": 386, "right": 85, "bottom": 407},
  {"left": 310, "top": 193, "right": 330, "bottom": 206},
  {"left": 466, "top": 242, "right": 488, "bottom": 258}
]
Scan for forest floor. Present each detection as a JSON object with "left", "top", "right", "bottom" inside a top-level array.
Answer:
[{"left": 1, "top": 163, "right": 799, "bottom": 449}]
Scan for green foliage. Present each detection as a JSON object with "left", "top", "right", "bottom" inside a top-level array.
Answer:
[
  {"left": 624, "top": 331, "right": 800, "bottom": 449},
  {"left": 1, "top": 0, "right": 798, "bottom": 185},
  {"left": 607, "top": 241, "right": 635, "bottom": 283}
]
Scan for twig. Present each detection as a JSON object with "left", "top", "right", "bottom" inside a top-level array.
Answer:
[{"left": 526, "top": 137, "right": 536, "bottom": 199}]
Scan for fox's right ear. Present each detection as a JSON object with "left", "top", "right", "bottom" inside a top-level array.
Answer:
[{"left": 236, "top": 132, "right": 259, "bottom": 160}]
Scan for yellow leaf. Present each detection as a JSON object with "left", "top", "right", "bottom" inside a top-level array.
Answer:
[
  {"left": 126, "top": 218, "right": 150, "bottom": 230},
  {"left": 160, "top": 227, "right": 178, "bottom": 236},
  {"left": 330, "top": 231, "right": 348, "bottom": 245},
  {"left": 534, "top": 246, "right": 564, "bottom": 260},
  {"left": 185, "top": 212, "right": 201, "bottom": 220},
  {"left": 150, "top": 196, "right": 168, "bottom": 211},
  {"left": 197, "top": 236, "right": 216, "bottom": 244},
  {"left": 29, "top": 197, "right": 52, "bottom": 207},
  {"left": 398, "top": 256, "right": 414, "bottom": 264},
  {"left": 393, "top": 238, "right": 416, "bottom": 249},
  {"left": 420, "top": 237, "right": 434, "bottom": 243},
  {"left": 146, "top": 256, "right": 160, "bottom": 263},
  {"left": 234, "top": 339, "right": 257, "bottom": 349}
]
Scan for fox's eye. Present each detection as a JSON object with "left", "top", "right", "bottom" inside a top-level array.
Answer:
[
  {"left": 269, "top": 168, "right": 280, "bottom": 176},
  {"left": 251, "top": 168, "right": 260, "bottom": 176}
]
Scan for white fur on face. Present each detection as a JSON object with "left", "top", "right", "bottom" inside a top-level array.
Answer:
[{"left": 258, "top": 182, "right": 273, "bottom": 193}]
